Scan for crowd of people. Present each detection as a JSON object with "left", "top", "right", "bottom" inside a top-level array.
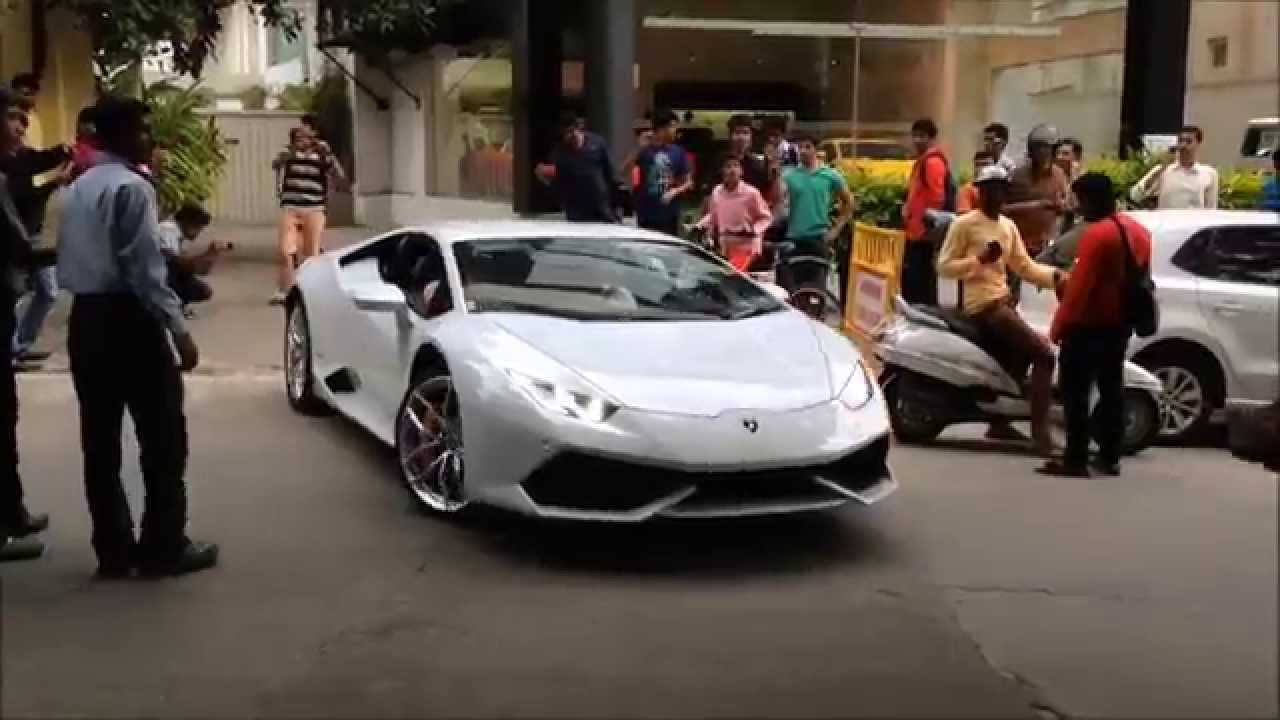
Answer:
[
  {"left": 540, "top": 107, "right": 1275, "bottom": 477},
  {"left": 1, "top": 80, "right": 228, "bottom": 572},
  {"left": 2, "top": 75, "right": 1275, "bottom": 566},
  {"left": 539, "top": 109, "right": 853, "bottom": 296}
]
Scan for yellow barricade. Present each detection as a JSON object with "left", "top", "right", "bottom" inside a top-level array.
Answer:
[{"left": 842, "top": 223, "right": 906, "bottom": 340}]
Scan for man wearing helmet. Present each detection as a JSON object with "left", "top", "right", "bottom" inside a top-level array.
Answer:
[{"left": 1004, "top": 124, "right": 1070, "bottom": 287}]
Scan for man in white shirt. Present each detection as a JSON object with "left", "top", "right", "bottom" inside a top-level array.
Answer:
[{"left": 1130, "top": 125, "right": 1219, "bottom": 209}]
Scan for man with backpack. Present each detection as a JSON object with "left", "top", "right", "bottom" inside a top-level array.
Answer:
[
  {"left": 902, "top": 118, "right": 955, "bottom": 305},
  {"left": 1043, "top": 173, "right": 1154, "bottom": 478}
]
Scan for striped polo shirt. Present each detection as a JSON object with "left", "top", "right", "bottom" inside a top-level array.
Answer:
[{"left": 279, "top": 150, "right": 333, "bottom": 209}]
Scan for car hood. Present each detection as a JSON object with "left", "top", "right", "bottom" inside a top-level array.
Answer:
[{"left": 487, "top": 311, "right": 833, "bottom": 416}]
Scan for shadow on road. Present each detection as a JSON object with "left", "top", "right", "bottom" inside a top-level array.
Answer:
[{"left": 450, "top": 505, "right": 900, "bottom": 580}]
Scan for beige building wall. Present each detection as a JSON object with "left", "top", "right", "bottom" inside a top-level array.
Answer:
[
  {"left": 0, "top": 2, "right": 95, "bottom": 145},
  {"left": 1184, "top": 0, "right": 1280, "bottom": 167},
  {"left": 962, "top": 0, "right": 1278, "bottom": 168}
]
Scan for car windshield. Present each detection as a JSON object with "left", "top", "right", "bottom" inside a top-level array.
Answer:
[{"left": 452, "top": 236, "right": 785, "bottom": 322}]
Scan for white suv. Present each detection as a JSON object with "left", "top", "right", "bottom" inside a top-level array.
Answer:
[{"left": 1020, "top": 210, "right": 1280, "bottom": 442}]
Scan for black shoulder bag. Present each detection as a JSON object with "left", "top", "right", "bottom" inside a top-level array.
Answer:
[{"left": 1111, "top": 216, "right": 1159, "bottom": 338}]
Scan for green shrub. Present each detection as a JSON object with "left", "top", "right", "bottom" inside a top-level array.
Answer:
[
  {"left": 841, "top": 169, "right": 907, "bottom": 229},
  {"left": 238, "top": 84, "right": 268, "bottom": 110},
  {"left": 146, "top": 83, "right": 228, "bottom": 216},
  {"left": 1219, "top": 169, "right": 1263, "bottom": 209},
  {"left": 1083, "top": 152, "right": 1162, "bottom": 209},
  {"left": 277, "top": 83, "right": 316, "bottom": 112}
]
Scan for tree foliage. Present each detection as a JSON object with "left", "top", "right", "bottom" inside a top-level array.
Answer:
[
  {"left": 144, "top": 82, "right": 228, "bottom": 216},
  {"left": 48, "top": 0, "right": 300, "bottom": 78},
  {"left": 317, "top": 0, "right": 504, "bottom": 62}
]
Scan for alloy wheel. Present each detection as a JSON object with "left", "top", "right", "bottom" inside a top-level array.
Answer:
[
  {"left": 1153, "top": 366, "right": 1205, "bottom": 438},
  {"left": 285, "top": 307, "right": 309, "bottom": 402},
  {"left": 398, "top": 377, "right": 468, "bottom": 513}
]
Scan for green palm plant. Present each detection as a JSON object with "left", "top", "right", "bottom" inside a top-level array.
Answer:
[{"left": 143, "top": 82, "right": 228, "bottom": 216}]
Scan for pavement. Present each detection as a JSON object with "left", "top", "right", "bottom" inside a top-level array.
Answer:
[{"left": 2, "top": 225, "right": 1276, "bottom": 719}]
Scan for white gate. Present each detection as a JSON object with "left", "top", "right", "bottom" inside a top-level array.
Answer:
[{"left": 201, "top": 110, "right": 303, "bottom": 224}]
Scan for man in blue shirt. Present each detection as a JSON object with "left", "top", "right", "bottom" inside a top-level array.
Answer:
[
  {"left": 634, "top": 108, "right": 692, "bottom": 236},
  {"left": 537, "top": 113, "right": 619, "bottom": 223},
  {"left": 58, "top": 96, "right": 217, "bottom": 579},
  {"left": 1261, "top": 149, "right": 1280, "bottom": 212}
]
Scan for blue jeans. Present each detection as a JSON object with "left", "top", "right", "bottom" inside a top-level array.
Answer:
[{"left": 13, "top": 265, "right": 58, "bottom": 355}]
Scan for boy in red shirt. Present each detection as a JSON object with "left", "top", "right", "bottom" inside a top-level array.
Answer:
[
  {"left": 1043, "top": 172, "right": 1153, "bottom": 477},
  {"left": 956, "top": 150, "right": 994, "bottom": 212},
  {"left": 901, "top": 118, "right": 952, "bottom": 305}
]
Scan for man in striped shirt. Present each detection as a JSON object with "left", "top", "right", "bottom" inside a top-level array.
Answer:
[{"left": 270, "top": 125, "right": 345, "bottom": 305}]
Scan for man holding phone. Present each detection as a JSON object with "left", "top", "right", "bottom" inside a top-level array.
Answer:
[
  {"left": 937, "top": 165, "right": 1066, "bottom": 457},
  {"left": 1130, "top": 126, "right": 1218, "bottom": 210}
]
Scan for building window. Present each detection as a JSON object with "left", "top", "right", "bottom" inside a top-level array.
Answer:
[
  {"left": 1209, "top": 36, "right": 1228, "bottom": 69},
  {"left": 269, "top": 19, "right": 306, "bottom": 68}
]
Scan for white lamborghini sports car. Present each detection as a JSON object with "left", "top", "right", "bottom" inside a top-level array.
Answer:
[{"left": 283, "top": 221, "right": 896, "bottom": 521}]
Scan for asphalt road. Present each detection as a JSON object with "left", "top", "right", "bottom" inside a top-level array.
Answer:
[
  {"left": 1, "top": 233, "right": 1276, "bottom": 719},
  {"left": 2, "top": 373, "right": 1274, "bottom": 719}
]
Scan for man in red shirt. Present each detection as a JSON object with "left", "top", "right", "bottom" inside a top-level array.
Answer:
[
  {"left": 901, "top": 118, "right": 952, "bottom": 305},
  {"left": 1042, "top": 172, "right": 1153, "bottom": 477}
]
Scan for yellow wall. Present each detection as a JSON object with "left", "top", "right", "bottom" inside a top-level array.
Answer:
[{"left": 0, "top": 2, "right": 95, "bottom": 144}]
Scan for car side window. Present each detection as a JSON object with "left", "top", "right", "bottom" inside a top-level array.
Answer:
[
  {"left": 401, "top": 234, "right": 454, "bottom": 320},
  {"left": 1180, "top": 226, "right": 1280, "bottom": 287}
]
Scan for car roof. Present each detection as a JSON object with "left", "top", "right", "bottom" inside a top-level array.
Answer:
[
  {"left": 395, "top": 220, "right": 685, "bottom": 246},
  {"left": 1126, "top": 209, "right": 1280, "bottom": 235},
  {"left": 1124, "top": 210, "right": 1280, "bottom": 269}
]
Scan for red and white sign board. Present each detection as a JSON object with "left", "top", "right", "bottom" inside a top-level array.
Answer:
[{"left": 851, "top": 271, "right": 889, "bottom": 335}]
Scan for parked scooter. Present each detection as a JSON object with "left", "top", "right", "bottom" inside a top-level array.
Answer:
[{"left": 873, "top": 211, "right": 1164, "bottom": 454}]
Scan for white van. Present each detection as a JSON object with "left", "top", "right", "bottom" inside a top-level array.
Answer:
[{"left": 1240, "top": 117, "right": 1279, "bottom": 169}]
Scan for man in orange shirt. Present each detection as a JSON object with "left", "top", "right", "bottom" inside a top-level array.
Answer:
[
  {"left": 901, "top": 118, "right": 954, "bottom": 305},
  {"left": 956, "top": 150, "right": 994, "bottom": 212},
  {"left": 1043, "top": 173, "right": 1153, "bottom": 478}
]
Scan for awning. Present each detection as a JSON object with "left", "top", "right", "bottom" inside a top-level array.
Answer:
[{"left": 641, "top": 17, "right": 1061, "bottom": 40}]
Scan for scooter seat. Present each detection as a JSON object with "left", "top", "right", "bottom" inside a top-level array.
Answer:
[{"left": 910, "top": 305, "right": 986, "bottom": 347}]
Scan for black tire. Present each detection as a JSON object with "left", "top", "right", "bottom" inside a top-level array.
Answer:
[
  {"left": 283, "top": 300, "right": 330, "bottom": 416},
  {"left": 395, "top": 370, "right": 469, "bottom": 514},
  {"left": 1103, "top": 389, "right": 1160, "bottom": 457},
  {"left": 1137, "top": 350, "right": 1222, "bottom": 443},
  {"left": 880, "top": 368, "right": 947, "bottom": 443}
]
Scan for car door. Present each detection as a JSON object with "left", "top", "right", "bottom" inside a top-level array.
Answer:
[
  {"left": 1187, "top": 225, "right": 1280, "bottom": 402},
  {"left": 355, "top": 234, "right": 457, "bottom": 428}
]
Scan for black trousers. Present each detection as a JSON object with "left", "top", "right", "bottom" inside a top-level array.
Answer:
[
  {"left": 168, "top": 264, "right": 213, "bottom": 306},
  {"left": 1060, "top": 327, "right": 1130, "bottom": 468},
  {"left": 68, "top": 295, "right": 189, "bottom": 566},
  {"left": 900, "top": 240, "right": 937, "bottom": 306},
  {"left": 0, "top": 293, "right": 25, "bottom": 528}
]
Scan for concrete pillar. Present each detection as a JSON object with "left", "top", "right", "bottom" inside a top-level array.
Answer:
[
  {"left": 584, "top": 0, "right": 636, "bottom": 166},
  {"left": 512, "top": 0, "right": 564, "bottom": 215},
  {"left": 1120, "top": 0, "right": 1191, "bottom": 155},
  {"left": 425, "top": 45, "right": 460, "bottom": 197}
]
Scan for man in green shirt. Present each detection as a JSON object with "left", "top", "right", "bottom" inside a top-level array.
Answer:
[{"left": 778, "top": 134, "right": 854, "bottom": 291}]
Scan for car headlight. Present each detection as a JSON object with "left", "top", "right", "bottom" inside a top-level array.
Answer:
[
  {"left": 837, "top": 361, "right": 875, "bottom": 411},
  {"left": 506, "top": 370, "right": 620, "bottom": 424}
]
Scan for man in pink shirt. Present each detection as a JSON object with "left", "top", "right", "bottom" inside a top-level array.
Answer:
[{"left": 695, "top": 156, "right": 772, "bottom": 271}]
